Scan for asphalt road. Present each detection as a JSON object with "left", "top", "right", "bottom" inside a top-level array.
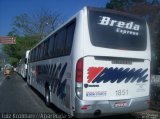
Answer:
[
  {"left": 0, "top": 72, "right": 55, "bottom": 113},
  {"left": 0, "top": 72, "right": 145, "bottom": 119}
]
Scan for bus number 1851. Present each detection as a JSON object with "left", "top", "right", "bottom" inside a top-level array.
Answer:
[{"left": 116, "top": 89, "right": 128, "bottom": 96}]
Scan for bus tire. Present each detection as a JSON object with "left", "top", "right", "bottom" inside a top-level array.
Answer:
[{"left": 45, "top": 88, "right": 51, "bottom": 107}]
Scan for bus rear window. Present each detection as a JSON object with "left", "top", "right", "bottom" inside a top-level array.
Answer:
[{"left": 88, "top": 9, "right": 147, "bottom": 51}]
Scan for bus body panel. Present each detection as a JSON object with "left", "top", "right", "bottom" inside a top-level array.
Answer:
[
  {"left": 28, "top": 57, "right": 73, "bottom": 114},
  {"left": 83, "top": 56, "right": 150, "bottom": 100}
]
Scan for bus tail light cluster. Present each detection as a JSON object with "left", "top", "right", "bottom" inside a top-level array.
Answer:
[{"left": 76, "top": 58, "right": 83, "bottom": 99}]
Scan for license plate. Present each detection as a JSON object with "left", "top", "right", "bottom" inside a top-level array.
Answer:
[{"left": 115, "top": 102, "right": 127, "bottom": 107}]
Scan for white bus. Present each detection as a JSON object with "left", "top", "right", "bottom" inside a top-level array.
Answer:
[
  {"left": 16, "top": 59, "right": 25, "bottom": 77},
  {"left": 27, "top": 7, "right": 151, "bottom": 118},
  {"left": 24, "top": 50, "right": 30, "bottom": 79},
  {"left": 17, "top": 50, "right": 30, "bottom": 79}
]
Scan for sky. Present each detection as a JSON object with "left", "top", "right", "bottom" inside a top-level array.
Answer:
[{"left": 0, "top": 0, "right": 108, "bottom": 36}]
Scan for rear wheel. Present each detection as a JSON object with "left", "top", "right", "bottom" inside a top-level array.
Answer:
[{"left": 45, "top": 88, "right": 51, "bottom": 107}]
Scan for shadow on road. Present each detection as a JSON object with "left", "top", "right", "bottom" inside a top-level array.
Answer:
[
  {"left": 29, "top": 86, "right": 65, "bottom": 113},
  {"left": 5, "top": 75, "right": 11, "bottom": 80}
]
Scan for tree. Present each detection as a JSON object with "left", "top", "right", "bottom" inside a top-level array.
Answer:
[
  {"left": 3, "top": 9, "right": 62, "bottom": 66},
  {"left": 12, "top": 9, "right": 62, "bottom": 40},
  {"left": 106, "top": 0, "right": 146, "bottom": 11},
  {"left": 3, "top": 35, "right": 38, "bottom": 66},
  {"left": 106, "top": 0, "right": 160, "bottom": 74}
]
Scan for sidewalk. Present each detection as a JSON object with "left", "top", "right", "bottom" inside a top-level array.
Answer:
[{"left": 133, "top": 109, "right": 160, "bottom": 119}]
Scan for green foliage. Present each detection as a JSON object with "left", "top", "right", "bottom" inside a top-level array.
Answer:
[
  {"left": 9, "top": 57, "right": 19, "bottom": 66},
  {"left": 12, "top": 9, "right": 62, "bottom": 39},
  {"left": 106, "top": 0, "right": 147, "bottom": 11},
  {"left": 3, "top": 9, "right": 62, "bottom": 66},
  {"left": 3, "top": 35, "right": 39, "bottom": 65},
  {"left": 106, "top": 0, "right": 128, "bottom": 11}
]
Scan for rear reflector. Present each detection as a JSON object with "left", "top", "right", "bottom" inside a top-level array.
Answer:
[{"left": 81, "top": 105, "right": 90, "bottom": 110}]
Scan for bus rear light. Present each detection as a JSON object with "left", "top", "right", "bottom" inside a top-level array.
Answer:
[
  {"left": 76, "top": 58, "right": 83, "bottom": 100},
  {"left": 76, "top": 58, "right": 83, "bottom": 83}
]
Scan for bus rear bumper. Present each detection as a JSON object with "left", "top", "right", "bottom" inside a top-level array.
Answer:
[{"left": 74, "top": 96, "right": 150, "bottom": 118}]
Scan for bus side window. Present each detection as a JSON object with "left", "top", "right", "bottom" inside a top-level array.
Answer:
[
  {"left": 33, "top": 49, "right": 35, "bottom": 61},
  {"left": 54, "top": 28, "right": 66, "bottom": 57},
  {"left": 31, "top": 51, "right": 33, "bottom": 62},
  {"left": 48, "top": 35, "right": 55, "bottom": 58},
  {"left": 54, "top": 33, "right": 59, "bottom": 57},
  {"left": 62, "top": 28, "right": 67, "bottom": 56},
  {"left": 28, "top": 52, "right": 31, "bottom": 62},
  {"left": 65, "top": 20, "right": 76, "bottom": 55},
  {"left": 42, "top": 42, "right": 45, "bottom": 59},
  {"left": 38, "top": 45, "right": 40, "bottom": 60},
  {"left": 35, "top": 47, "right": 38, "bottom": 61},
  {"left": 30, "top": 51, "right": 32, "bottom": 62},
  {"left": 45, "top": 39, "right": 49, "bottom": 59},
  {"left": 43, "top": 41, "right": 47, "bottom": 59},
  {"left": 40, "top": 44, "right": 43, "bottom": 60}
]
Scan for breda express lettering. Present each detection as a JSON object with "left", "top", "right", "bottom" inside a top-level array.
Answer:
[{"left": 98, "top": 16, "right": 140, "bottom": 36}]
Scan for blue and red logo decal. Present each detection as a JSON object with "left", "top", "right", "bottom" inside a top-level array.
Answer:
[{"left": 87, "top": 67, "right": 148, "bottom": 83}]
